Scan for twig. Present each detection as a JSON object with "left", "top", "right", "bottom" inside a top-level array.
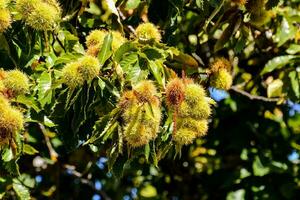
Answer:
[
  {"left": 64, "top": 164, "right": 82, "bottom": 177},
  {"left": 64, "top": 164, "right": 112, "bottom": 200},
  {"left": 38, "top": 123, "right": 58, "bottom": 161},
  {"left": 192, "top": 53, "right": 205, "bottom": 66},
  {"left": 116, "top": 7, "right": 136, "bottom": 35},
  {"left": 183, "top": 6, "right": 201, "bottom": 14},
  {"left": 203, "top": 0, "right": 225, "bottom": 32},
  {"left": 230, "top": 86, "right": 280, "bottom": 102}
]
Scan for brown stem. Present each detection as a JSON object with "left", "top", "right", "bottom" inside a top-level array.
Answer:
[
  {"left": 172, "top": 108, "right": 178, "bottom": 138},
  {"left": 230, "top": 85, "right": 280, "bottom": 102},
  {"left": 181, "top": 67, "right": 186, "bottom": 80},
  {"left": 39, "top": 123, "right": 58, "bottom": 161},
  {"left": 117, "top": 7, "right": 136, "bottom": 35}
]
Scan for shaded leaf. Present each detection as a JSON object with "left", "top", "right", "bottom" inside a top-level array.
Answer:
[
  {"left": 172, "top": 52, "right": 198, "bottom": 68},
  {"left": 266, "top": 0, "right": 280, "bottom": 9},
  {"left": 3, "top": 160, "right": 20, "bottom": 176},
  {"left": 214, "top": 16, "right": 242, "bottom": 52},
  {"left": 289, "top": 71, "right": 300, "bottom": 98},
  {"left": 87, "top": 108, "right": 121, "bottom": 144}
]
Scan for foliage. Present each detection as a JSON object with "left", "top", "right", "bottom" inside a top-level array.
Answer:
[{"left": 0, "top": 0, "right": 300, "bottom": 199}]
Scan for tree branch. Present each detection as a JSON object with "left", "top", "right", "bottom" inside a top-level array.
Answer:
[
  {"left": 230, "top": 85, "right": 280, "bottom": 102},
  {"left": 63, "top": 164, "right": 112, "bottom": 200},
  {"left": 39, "top": 123, "right": 58, "bottom": 161},
  {"left": 183, "top": 6, "right": 201, "bottom": 15},
  {"left": 203, "top": 0, "right": 225, "bottom": 31},
  {"left": 117, "top": 7, "right": 136, "bottom": 35}
]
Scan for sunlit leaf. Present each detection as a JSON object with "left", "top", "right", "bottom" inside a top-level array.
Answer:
[
  {"left": 274, "top": 17, "right": 296, "bottom": 47},
  {"left": 140, "top": 184, "right": 157, "bottom": 198},
  {"left": 23, "top": 144, "right": 39, "bottom": 155},
  {"left": 2, "top": 147, "right": 13, "bottom": 162},
  {"left": 98, "top": 33, "right": 113, "bottom": 66},
  {"left": 286, "top": 44, "right": 300, "bottom": 55},
  {"left": 261, "top": 55, "right": 298, "bottom": 75},
  {"left": 267, "top": 79, "right": 283, "bottom": 98},
  {"left": 125, "top": 0, "right": 141, "bottom": 10},
  {"left": 13, "top": 179, "right": 31, "bottom": 200},
  {"left": 37, "top": 71, "right": 52, "bottom": 107}
]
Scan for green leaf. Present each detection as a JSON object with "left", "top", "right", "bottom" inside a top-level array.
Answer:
[
  {"left": 98, "top": 77, "right": 106, "bottom": 90},
  {"left": 234, "top": 35, "right": 247, "bottom": 54},
  {"left": 267, "top": 79, "right": 283, "bottom": 98},
  {"left": 17, "top": 174, "right": 35, "bottom": 189},
  {"left": 226, "top": 189, "right": 245, "bottom": 200},
  {"left": 102, "top": 78, "right": 120, "bottom": 98},
  {"left": 86, "top": 2, "right": 101, "bottom": 15},
  {"left": 130, "top": 64, "right": 149, "bottom": 85},
  {"left": 0, "top": 34, "right": 10, "bottom": 52},
  {"left": 196, "top": 0, "right": 204, "bottom": 9},
  {"left": 140, "top": 184, "right": 157, "bottom": 198},
  {"left": 214, "top": 16, "right": 242, "bottom": 52},
  {"left": 112, "top": 155, "right": 128, "bottom": 178},
  {"left": 286, "top": 44, "right": 300, "bottom": 55},
  {"left": 148, "top": 60, "right": 165, "bottom": 88},
  {"left": 15, "top": 96, "right": 40, "bottom": 113},
  {"left": 3, "top": 160, "right": 20, "bottom": 176},
  {"left": 114, "top": 42, "right": 138, "bottom": 63},
  {"left": 120, "top": 53, "right": 148, "bottom": 84},
  {"left": 142, "top": 47, "right": 165, "bottom": 60},
  {"left": 2, "top": 147, "right": 14, "bottom": 162},
  {"left": 172, "top": 52, "right": 199, "bottom": 68},
  {"left": 261, "top": 55, "right": 298, "bottom": 75},
  {"left": 120, "top": 53, "right": 138, "bottom": 70},
  {"left": 65, "top": 88, "right": 82, "bottom": 111},
  {"left": 289, "top": 71, "right": 300, "bottom": 98},
  {"left": 151, "top": 142, "right": 158, "bottom": 167},
  {"left": 266, "top": 0, "right": 280, "bottom": 9},
  {"left": 13, "top": 179, "right": 31, "bottom": 200},
  {"left": 54, "top": 53, "right": 80, "bottom": 65},
  {"left": 23, "top": 144, "right": 39, "bottom": 155},
  {"left": 98, "top": 33, "right": 113, "bottom": 66},
  {"left": 104, "top": 0, "right": 123, "bottom": 28},
  {"left": 87, "top": 108, "right": 121, "bottom": 144},
  {"left": 107, "top": 146, "right": 118, "bottom": 171},
  {"left": 102, "top": 122, "right": 118, "bottom": 141},
  {"left": 125, "top": 0, "right": 141, "bottom": 10},
  {"left": 117, "top": 125, "right": 123, "bottom": 154},
  {"left": 274, "top": 17, "right": 296, "bottom": 47},
  {"left": 37, "top": 71, "right": 52, "bottom": 107},
  {"left": 144, "top": 143, "right": 150, "bottom": 162},
  {"left": 252, "top": 156, "right": 270, "bottom": 176}
]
